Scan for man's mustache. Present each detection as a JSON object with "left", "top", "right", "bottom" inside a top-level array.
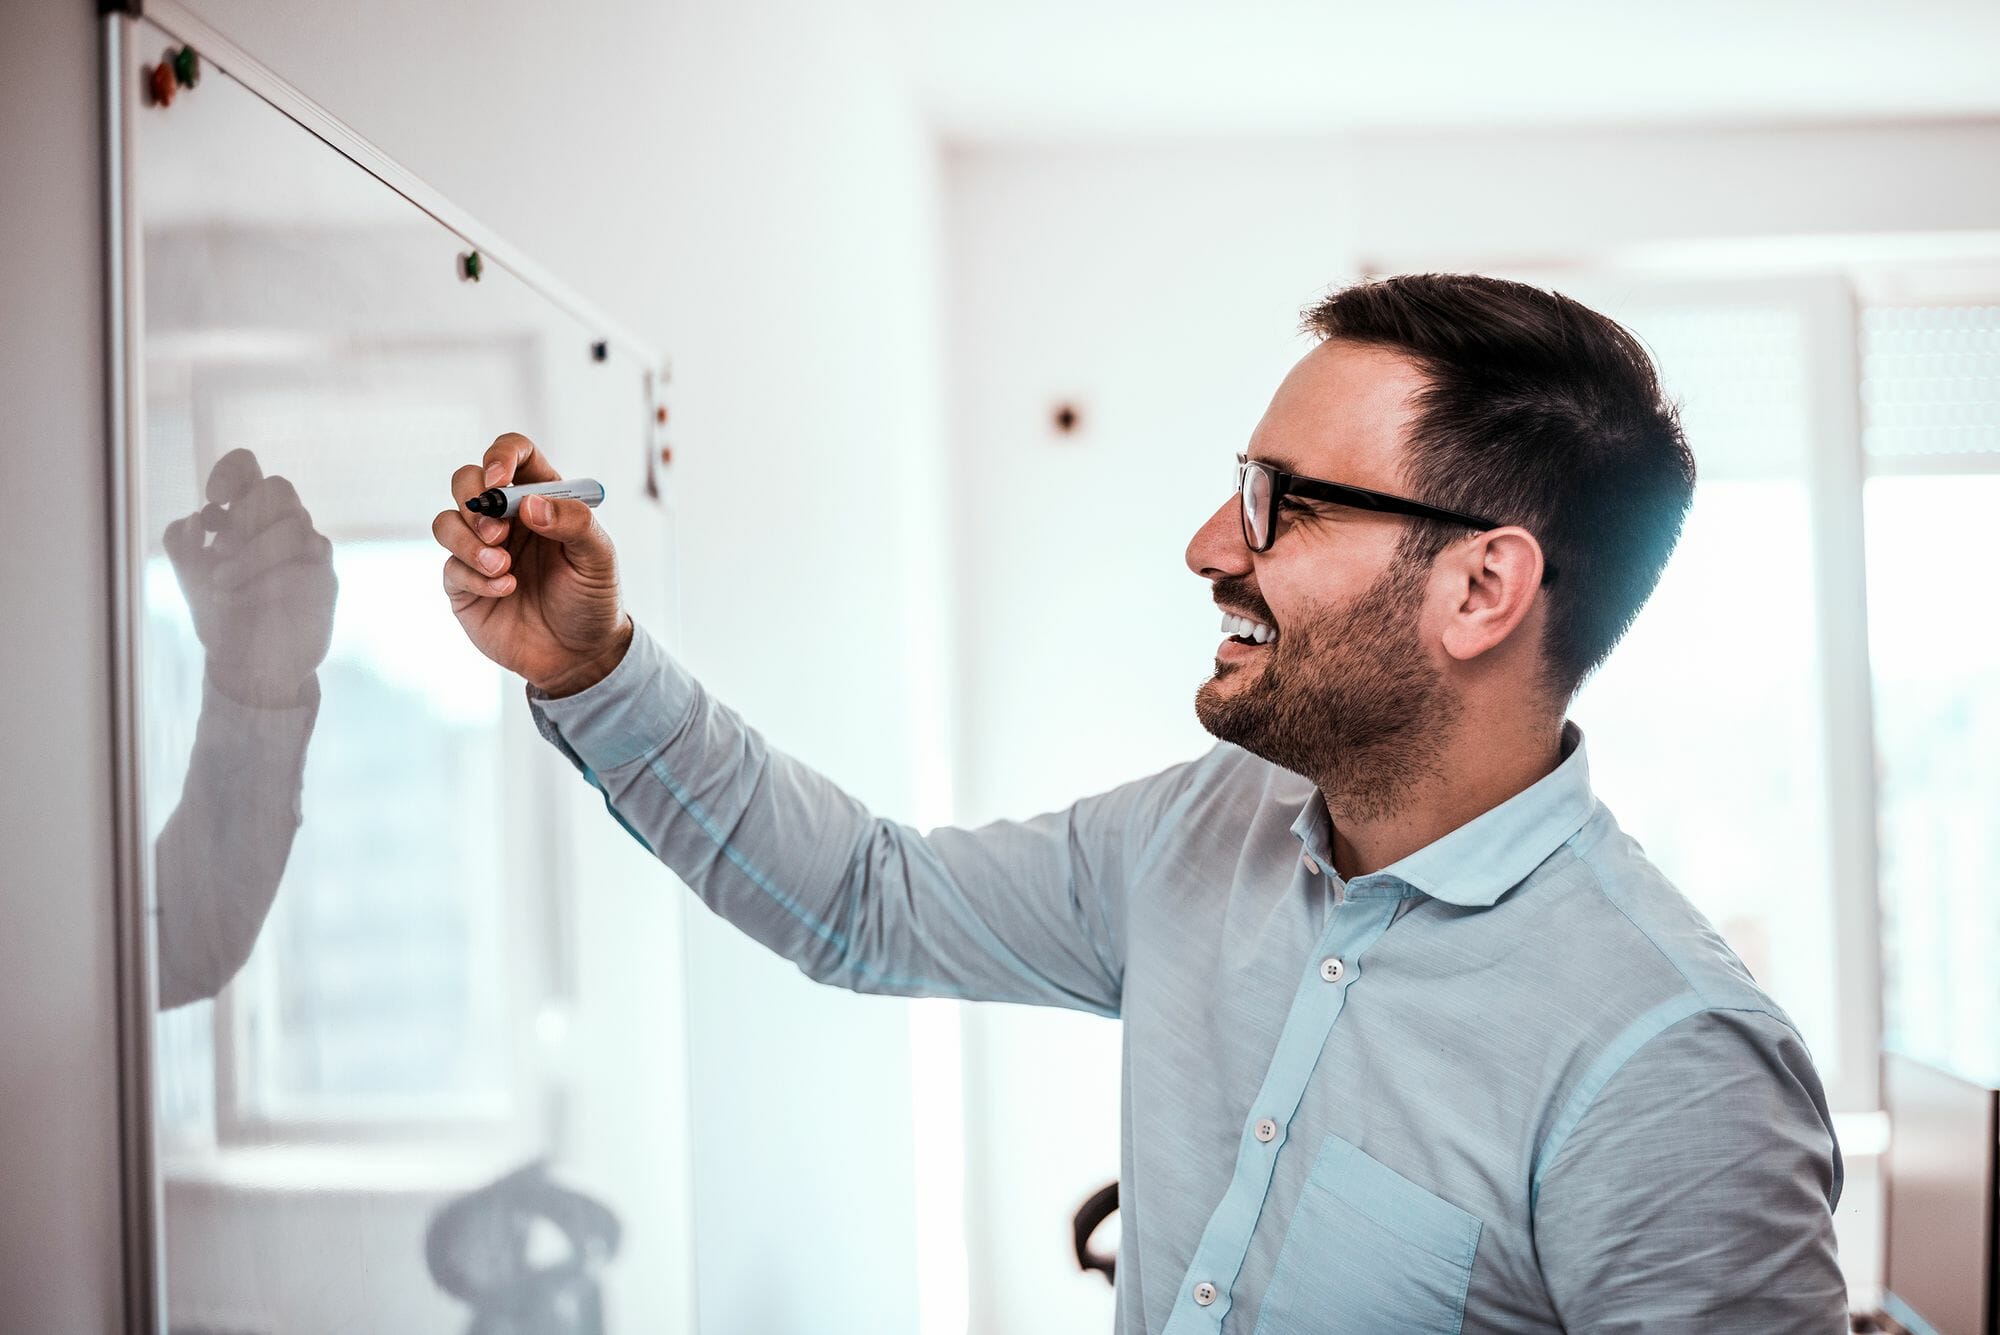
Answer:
[{"left": 1211, "top": 575, "right": 1276, "bottom": 627}]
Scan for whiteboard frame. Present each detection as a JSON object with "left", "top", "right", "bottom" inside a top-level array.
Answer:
[{"left": 104, "top": 8, "right": 672, "bottom": 1328}]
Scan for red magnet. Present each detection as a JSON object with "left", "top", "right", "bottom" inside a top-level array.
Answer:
[{"left": 149, "top": 61, "right": 177, "bottom": 107}]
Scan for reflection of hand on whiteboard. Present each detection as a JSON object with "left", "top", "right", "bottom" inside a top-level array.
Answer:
[
  {"left": 163, "top": 447, "right": 338, "bottom": 709},
  {"left": 154, "top": 447, "right": 333, "bottom": 1009},
  {"left": 434, "top": 431, "right": 632, "bottom": 698}
]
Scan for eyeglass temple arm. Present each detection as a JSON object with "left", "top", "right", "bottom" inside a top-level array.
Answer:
[
  {"left": 1269, "top": 473, "right": 1557, "bottom": 585},
  {"left": 1279, "top": 475, "right": 1499, "bottom": 532}
]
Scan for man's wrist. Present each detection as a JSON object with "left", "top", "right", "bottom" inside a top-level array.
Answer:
[
  {"left": 535, "top": 616, "right": 635, "bottom": 699},
  {"left": 207, "top": 666, "right": 319, "bottom": 710}
]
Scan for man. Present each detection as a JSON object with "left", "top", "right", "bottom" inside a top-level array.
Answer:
[{"left": 433, "top": 273, "right": 1846, "bottom": 1332}]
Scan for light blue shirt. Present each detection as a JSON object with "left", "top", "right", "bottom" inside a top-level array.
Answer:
[{"left": 531, "top": 624, "right": 1847, "bottom": 1334}]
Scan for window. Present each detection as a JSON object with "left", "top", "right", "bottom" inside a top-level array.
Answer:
[
  {"left": 1488, "top": 273, "right": 1882, "bottom": 1113},
  {"left": 1561, "top": 294, "right": 1854, "bottom": 1102},
  {"left": 1861, "top": 303, "right": 2000, "bottom": 1085}
]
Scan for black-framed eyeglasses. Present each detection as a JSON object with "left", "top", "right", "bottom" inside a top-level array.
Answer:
[{"left": 1235, "top": 453, "right": 1556, "bottom": 583}]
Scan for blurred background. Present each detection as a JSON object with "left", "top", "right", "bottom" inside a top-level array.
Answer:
[{"left": 6, "top": 1, "right": 1999, "bottom": 1331}]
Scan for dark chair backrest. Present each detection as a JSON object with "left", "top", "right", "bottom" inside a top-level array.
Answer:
[{"left": 1071, "top": 1181, "right": 1119, "bottom": 1286}]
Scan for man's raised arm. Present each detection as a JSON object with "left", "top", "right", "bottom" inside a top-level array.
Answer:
[{"left": 434, "top": 432, "right": 1198, "bottom": 1015}]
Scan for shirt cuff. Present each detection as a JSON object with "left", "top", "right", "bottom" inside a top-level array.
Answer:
[
  {"left": 526, "top": 621, "right": 697, "bottom": 771},
  {"left": 196, "top": 672, "right": 320, "bottom": 824},
  {"left": 199, "top": 670, "right": 322, "bottom": 737}
]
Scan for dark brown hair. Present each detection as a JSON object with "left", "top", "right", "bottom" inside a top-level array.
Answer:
[{"left": 1301, "top": 273, "right": 1695, "bottom": 699}]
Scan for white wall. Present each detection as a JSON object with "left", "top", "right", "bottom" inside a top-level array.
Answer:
[
  {"left": 0, "top": 2, "right": 123, "bottom": 1329},
  {"left": 1346, "top": 120, "right": 2000, "bottom": 270},
  {"left": 4, "top": 1, "right": 946, "bottom": 1330},
  {"left": 944, "top": 124, "right": 2000, "bottom": 1331}
]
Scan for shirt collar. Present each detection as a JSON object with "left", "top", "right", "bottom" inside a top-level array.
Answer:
[{"left": 1288, "top": 721, "right": 1597, "bottom": 909}]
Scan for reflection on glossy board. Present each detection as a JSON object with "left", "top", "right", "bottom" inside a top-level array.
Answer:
[{"left": 125, "top": 17, "right": 691, "bottom": 1332}]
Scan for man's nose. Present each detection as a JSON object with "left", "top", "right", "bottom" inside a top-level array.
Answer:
[{"left": 1186, "top": 496, "right": 1252, "bottom": 581}]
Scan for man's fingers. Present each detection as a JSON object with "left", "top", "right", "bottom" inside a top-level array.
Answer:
[
  {"left": 442, "top": 554, "right": 517, "bottom": 601},
  {"left": 163, "top": 512, "right": 206, "bottom": 573},
  {"left": 211, "top": 562, "right": 337, "bottom": 609},
  {"left": 431, "top": 508, "right": 510, "bottom": 577},
  {"left": 480, "top": 432, "right": 560, "bottom": 489},
  {"left": 211, "top": 476, "right": 305, "bottom": 554},
  {"left": 451, "top": 462, "right": 490, "bottom": 507},
  {"left": 211, "top": 516, "right": 332, "bottom": 590},
  {"left": 451, "top": 463, "right": 509, "bottom": 544},
  {"left": 204, "top": 448, "right": 264, "bottom": 506}
]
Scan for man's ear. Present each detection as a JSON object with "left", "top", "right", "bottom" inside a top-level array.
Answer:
[{"left": 1437, "top": 526, "right": 1546, "bottom": 663}]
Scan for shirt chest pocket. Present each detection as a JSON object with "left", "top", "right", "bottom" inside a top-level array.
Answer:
[{"left": 1253, "top": 1134, "right": 1482, "bottom": 1335}]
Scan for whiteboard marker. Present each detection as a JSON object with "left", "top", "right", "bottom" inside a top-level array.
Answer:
[{"left": 465, "top": 478, "right": 606, "bottom": 519}]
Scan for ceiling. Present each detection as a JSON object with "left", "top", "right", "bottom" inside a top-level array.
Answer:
[{"left": 884, "top": 0, "right": 2000, "bottom": 140}]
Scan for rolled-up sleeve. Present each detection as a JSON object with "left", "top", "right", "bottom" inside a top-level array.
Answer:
[
  {"left": 155, "top": 674, "right": 320, "bottom": 1009},
  {"left": 1531, "top": 1006, "right": 1848, "bottom": 1334},
  {"left": 529, "top": 621, "right": 1200, "bottom": 1016}
]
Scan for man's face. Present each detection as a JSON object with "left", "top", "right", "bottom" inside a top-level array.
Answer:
[{"left": 1186, "top": 340, "right": 1461, "bottom": 808}]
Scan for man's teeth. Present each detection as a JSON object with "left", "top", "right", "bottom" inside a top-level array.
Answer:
[{"left": 1218, "top": 613, "right": 1278, "bottom": 645}]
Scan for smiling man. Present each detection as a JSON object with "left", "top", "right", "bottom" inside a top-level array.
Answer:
[{"left": 435, "top": 273, "right": 1847, "bottom": 1333}]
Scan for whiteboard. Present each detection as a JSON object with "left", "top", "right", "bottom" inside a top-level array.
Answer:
[{"left": 112, "top": 10, "right": 695, "bottom": 1331}]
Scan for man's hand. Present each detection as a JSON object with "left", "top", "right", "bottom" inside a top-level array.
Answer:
[
  {"left": 164, "top": 448, "right": 337, "bottom": 708},
  {"left": 434, "top": 432, "right": 631, "bottom": 697}
]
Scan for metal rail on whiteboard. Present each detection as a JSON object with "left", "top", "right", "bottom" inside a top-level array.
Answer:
[
  {"left": 103, "top": 17, "right": 166, "bottom": 1333},
  {"left": 115, "top": 0, "right": 670, "bottom": 382}
]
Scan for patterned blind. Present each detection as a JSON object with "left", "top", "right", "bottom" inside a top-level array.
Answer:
[{"left": 1861, "top": 304, "right": 2000, "bottom": 460}]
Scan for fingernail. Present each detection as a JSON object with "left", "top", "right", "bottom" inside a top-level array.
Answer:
[
  {"left": 477, "top": 548, "right": 504, "bottom": 574},
  {"left": 526, "top": 495, "right": 549, "bottom": 524},
  {"left": 478, "top": 517, "right": 505, "bottom": 543},
  {"left": 485, "top": 462, "right": 506, "bottom": 486}
]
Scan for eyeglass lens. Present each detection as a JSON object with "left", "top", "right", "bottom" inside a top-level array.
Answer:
[{"left": 1239, "top": 459, "right": 1272, "bottom": 551}]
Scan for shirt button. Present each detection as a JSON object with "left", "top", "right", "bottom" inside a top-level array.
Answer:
[
  {"left": 1302, "top": 852, "right": 1321, "bottom": 875},
  {"left": 1193, "top": 1281, "right": 1217, "bottom": 1306},
  {"left": 1319, "top": 956, "right": 1345, "bottom": 983},
  {"left": 1254, "top": 1117, "right": 1278, "bottom": 1143}
]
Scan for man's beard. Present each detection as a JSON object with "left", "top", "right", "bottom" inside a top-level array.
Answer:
[{"left": 1193, "top": 555, "right": 1460, "bottom": 822}]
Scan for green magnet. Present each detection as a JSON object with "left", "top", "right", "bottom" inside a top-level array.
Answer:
[
  {"left": 172, "top": 46, "right": 200, "bottom": 88},
  {"left": 459, "top": 250, "right": 483, "bottom": 282}
]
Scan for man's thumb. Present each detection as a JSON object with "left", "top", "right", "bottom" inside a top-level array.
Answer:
[{"left": 524, "top": 494, "right": 614, "bottom": 570}]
